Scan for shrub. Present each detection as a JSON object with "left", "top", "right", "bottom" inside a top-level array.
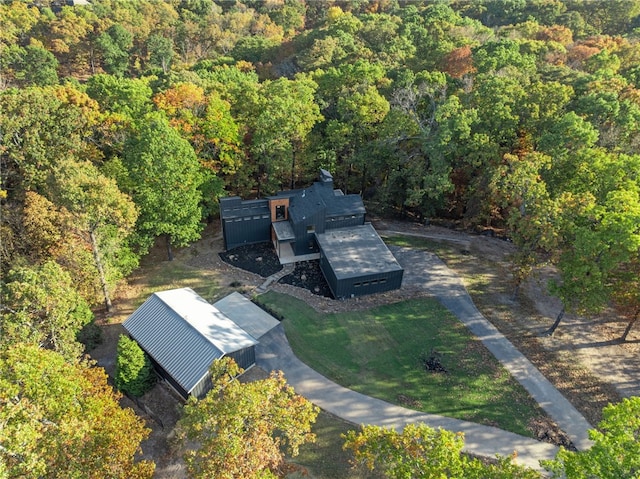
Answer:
[{"left": 115, "top": 335, "right": 156, "bottom": 397}]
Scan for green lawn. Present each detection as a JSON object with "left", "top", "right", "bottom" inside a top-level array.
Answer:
[
  {"left": 257, "top": 291, "right": 544, "bottom": 437},
  {"left": 287, "top": 410, "right": 383, "bottom": 479}
]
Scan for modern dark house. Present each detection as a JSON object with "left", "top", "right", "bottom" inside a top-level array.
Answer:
[
  {"left": 122, "top": 288, "right": 279, "bottom": 400},
  {"left": 220, "top": 170, "right": 404, "bottom": 299}
]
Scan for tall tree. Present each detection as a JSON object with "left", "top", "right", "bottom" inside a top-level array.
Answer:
[
  {"left": 96, "top": 23, "right": 133, "bottom": 76},
  {"left": 0, "top": 344, "right": 154, "bottom": 478},
  {"left": 46, "top": 159, "right": 139, "bottom": 312},
  {"left": 1, "top": 261, "right": 93, "bottom": 360},
  {"left": 250, "top": 75, "right": 322, "bottom": 194},
  {"left": 0, "top": 86, "right": 101, "bottom": 196},
  {"left": 177, "top": 357, "right": 319, "bottom": 479},
  {"left": 121, "top": 112, "right": 206, "bottom": 260},
  {"left": 115, "top": 335, "right": 156, "bottom": 397}
]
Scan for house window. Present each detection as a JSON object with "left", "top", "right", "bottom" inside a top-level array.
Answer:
[
  {"left": 380, "top": 278, "right": 387, "bottom": 284},
  {"left": 354, "top": 282, "right": 361, "bottom": 288},
  {"left": 306, "top": 225, "right": 315, "bottom": 233},
  {"left": 276, "top": 205, "right": 285, "bottom": 220}
]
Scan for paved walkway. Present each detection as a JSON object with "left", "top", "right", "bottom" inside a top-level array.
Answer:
[{"left": 255, "top": 242, "right": 595, "bottom": 471}]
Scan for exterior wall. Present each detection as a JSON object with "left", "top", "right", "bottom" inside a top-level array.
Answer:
[
  {"left": 228, "top": 346, "right": 256, "bottom": 371},
  {"left": 291, "top": 208, "right": 326, "bottom": 255},
  {"left": 223, "top": 216, "right": 271, "bottom": 250},
  {"left": 325, "top": 213, "right": 365, "bottom": 230},
  {"left": 319, "top": 252, "right": 339, "bottom": 298},
  {"left": 150, "top": 347, "right": 256, "bottom": 401},
  {"left": 221, "top": 198, "right": 271, "bottom": 250},
  {"left": 191, "top": 374, "right": 213, "bottom": 400},
  {"left": 147, "top": 355, "right": 190, "bottom": 400},
  {"left": 319, "top": 253, "right": 404, "bottom": 300},
  {"left": 336, "top": 270, "right": 404, "bottom": 299}
]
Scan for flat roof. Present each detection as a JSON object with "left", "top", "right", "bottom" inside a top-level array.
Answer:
[
  {"left": 272, "top": 220, "right": 295, "bottom": 241},
  {"left": 220, "top": 197, "right": 269, "bottom": 219},
  {"left": 213, "top": 292, "right": 280, "bottom": 339},
  {"left": 315, "top": 224, "right": 403, "bottom": 280}
]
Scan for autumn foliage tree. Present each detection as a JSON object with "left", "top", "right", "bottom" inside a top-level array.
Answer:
[
  {"left": 177, "top": 357, "right": 319, "bottom": 479},
  {"left": 343, "top": 423, "right": 542, "bottom": 479},
  {"left": 0, "top": 344, "right": 154, "bottom": 478}
]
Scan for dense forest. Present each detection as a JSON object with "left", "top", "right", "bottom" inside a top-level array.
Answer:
[{"left": 1, "top": 0, "right": 640, "bottom": 476}]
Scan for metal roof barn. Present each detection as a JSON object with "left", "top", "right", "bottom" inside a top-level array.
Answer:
[{"left": 123, "top": 288, "right": 259, "bottom": 400}]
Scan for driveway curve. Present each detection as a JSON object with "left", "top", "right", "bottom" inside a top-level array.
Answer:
[{"left": 255, "top": 242, "right": 594, "bottom": 471}]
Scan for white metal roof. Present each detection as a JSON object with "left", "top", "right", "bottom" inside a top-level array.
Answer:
[
  {"left": 213, "top": 292, "right": 280, "bottom": 339},
  {"left": 123, "top": 288, "right": 258, "bottom": 394}
]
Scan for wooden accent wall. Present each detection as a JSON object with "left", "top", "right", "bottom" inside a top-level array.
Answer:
[{"left": 269, "top": 198, "right": 289, "bottom": 221}]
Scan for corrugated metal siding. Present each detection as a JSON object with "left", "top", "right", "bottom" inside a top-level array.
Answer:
[
  {"left": 123, "top": 295, "right": 224, "bottom": 395},
  {"left": 123, "top": 289, "right": 259, "bottom": 397},
  {"left": 228, "top": 347, "right": 256, "bottom": 371}
]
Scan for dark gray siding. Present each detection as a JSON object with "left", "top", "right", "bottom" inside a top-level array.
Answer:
[
  {"left": 228, "top": 346, "right": 256, "bottom": 371},
  {"left": 291, "top": 208, "right": 326, "bottom": 255},
  {"left": 191, "top": 374, "right": 213, "bottom": 400},
  {"left": 147, "top": 354, "right": 190, "bottom": 400},
  {"left": 320, "top": 256, "right": 404, "bottom": 299},
  {"left": 220, "top": 197, "right": 271, "bottom": 250},
  {"left": 319, "top": 251, "right": 339, "bottom": 298},
  {"left": 222, "top": 215, "right": 271, "bottom": 250},
  {"left": 325, "top": 213, "right": 365, "bottom": 230},
  {"left": 334, "top": 270, "right": 404, "bottom": 299}
]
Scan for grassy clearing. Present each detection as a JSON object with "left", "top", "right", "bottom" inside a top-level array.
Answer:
[
  {"left": 257, "top": 292, "right": 544, "bottom": 437},
  {"left": 288, "top": 410, "right": 383, "bottom": 479}
]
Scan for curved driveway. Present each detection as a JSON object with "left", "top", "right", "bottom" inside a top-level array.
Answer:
[{"left": 255, "top": 243, "right": 593, "bottom": 471}]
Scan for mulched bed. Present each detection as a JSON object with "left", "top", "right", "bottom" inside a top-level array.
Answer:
[
  {"left": 219, "top": 243, "right": 333, "bottom": 298},
  {"left": 218, "top": 243, "right": 282, "bottom": 278},
  {"left": 279, "top": 260, "right": 332, "bottom": 298}
]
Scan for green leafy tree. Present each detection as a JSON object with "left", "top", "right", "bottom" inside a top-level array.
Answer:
[
  {"left": 250, "top": 75, "right": 322, "bottom": 194},
  {"left": 1, "top": 260, "right": 93, "bottom": 360},
  {"left": 115, "top": 335, "right": 156, "bottom": 397},
  {"left": 146, "top": 33, "right": 174, "bottom": 74},
  {"left": 121, "top": 112, "right": 205, "bottom": 260},
  {"left": 344, "top": 423, "right": 541, "bottom": 479},
  {"left": 0, "top": 344, "right": 154, "bottom": 478},
  {"left": 177, "top": 357, "right": 319, "bottom": 479},
  {"left": 96, "top": 23, "right": 132, "bottom": 76},
  {"left": 0, "top": 86, "right": 101, "bottom": 196},
  {"left": 45, "top": 159, "right": 139, "bottom": 312},
  {"left": 1, "top": 43, "right": 59, "bottom": 87},
  {"left": 543, "top": 397, "right": 640, "bottom": 478},
  {"left": 85, "top": 74, "right": 153, "bottom": 120}
]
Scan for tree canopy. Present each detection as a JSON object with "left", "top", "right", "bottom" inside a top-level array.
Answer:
[{"left": 176, "top": 357, "right": 319, "bottom": 479}]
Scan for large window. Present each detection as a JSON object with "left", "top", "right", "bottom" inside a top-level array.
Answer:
[{"left": 275, "top": 205, "right": 286, "bottom": 220}]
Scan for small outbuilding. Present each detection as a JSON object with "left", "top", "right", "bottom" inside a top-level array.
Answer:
[
  {"left": 315, "top": 224, "right": 404, "bottom": 299},
  {"left": 123, "top": 288, "right": 275, "bottom": 400}
]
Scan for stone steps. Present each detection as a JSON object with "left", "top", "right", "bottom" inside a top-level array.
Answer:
[{"left": 255, "top": 263, "right": 294, "bottom": 294}]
